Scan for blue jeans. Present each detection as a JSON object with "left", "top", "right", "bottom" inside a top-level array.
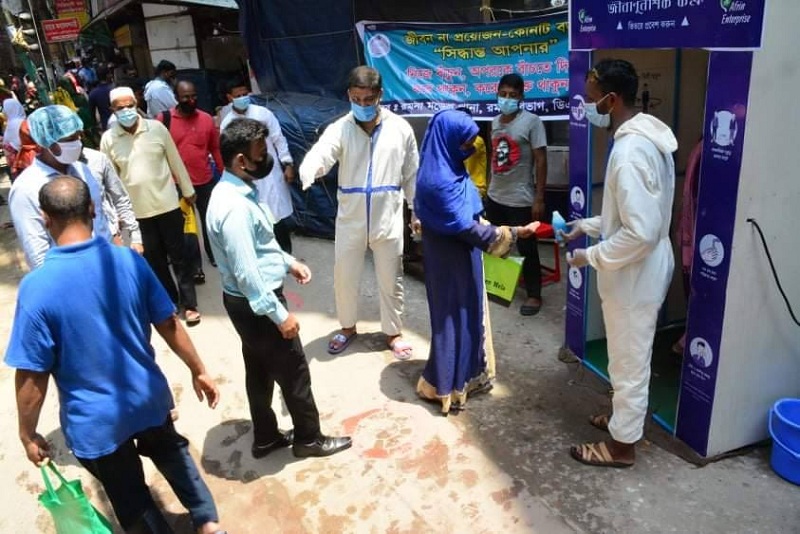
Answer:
[{"left": 76, "top": 418, "right": 218, "bottom": 533}]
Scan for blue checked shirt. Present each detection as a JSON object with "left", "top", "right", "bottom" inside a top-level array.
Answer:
[{"left": 205, "top": 171, "right": 295, "bottom": 325}]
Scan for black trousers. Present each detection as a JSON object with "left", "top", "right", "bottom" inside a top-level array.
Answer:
[
  {"left": 76, "top": 418, "right": 217, "bottom": 533},
  {"left": 193, "top": 181, "right": 216, "bottom": 263},
  {"left": 273, "top": 219, "right": 292, "bottom": 254},
  {"left": 222, "top": 290, "right": 321, "bottom": 444},
  {"left": 484, "top": 196, "right": 542, "bottom": 299},
  {"left": 138, "top": 208, "right": 198, "bottom": 310}
]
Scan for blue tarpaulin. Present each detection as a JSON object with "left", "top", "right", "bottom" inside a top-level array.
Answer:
[{"left": 251, "top": 92, "right": 350, "bottom": 238}]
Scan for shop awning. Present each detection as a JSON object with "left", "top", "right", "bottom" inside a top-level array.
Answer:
[{"left": 83, "top": 0, "right": 237, "bottom": 31}]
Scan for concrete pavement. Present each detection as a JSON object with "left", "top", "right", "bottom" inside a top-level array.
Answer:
[{"left": 0, "top": 178, "right": 797, "bottom": 533}]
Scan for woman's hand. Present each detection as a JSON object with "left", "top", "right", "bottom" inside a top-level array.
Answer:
[{"left": 517, "top": 221, "right": 541, "bottom": 239}]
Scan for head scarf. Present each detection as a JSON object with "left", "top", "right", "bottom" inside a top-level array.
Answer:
[
  {"left": 12, "top": 120, "right": 39, "bottom": 175},
  {"left": 414, "top": 109, "right": 482, "bottom": 235},
  {"left": 27, "top": 105, "right": 83, "bottom": 148},
  {"left": 1, "top": 98, "right": 26, "bottom": 150}
]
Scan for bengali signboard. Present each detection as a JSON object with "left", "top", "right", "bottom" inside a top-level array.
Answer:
[
  {"left": 42, "top": 18, "right": 81, "bottom": 43},
  {"left": 675, "top": 51, "right": 753, "bottom": 456},
  {"left": 357, "top": 14, "right": 569, "bottom": 119},
  {"left": 569, "top": 0, "right": 766, "bottom": 50},
  {"left": 55, "top": 0, "right": 85, "bottom": 15}
]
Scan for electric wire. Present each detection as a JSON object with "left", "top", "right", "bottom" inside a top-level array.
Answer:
[{"left": 746, "top": 218, "right": 799, "bottom": 327}]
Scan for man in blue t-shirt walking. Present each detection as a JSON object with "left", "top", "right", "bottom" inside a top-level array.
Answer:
[{"left": 5, "top": 176, "right": 227, "bottom": 534}]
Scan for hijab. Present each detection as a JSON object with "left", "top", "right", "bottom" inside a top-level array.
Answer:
[
  {"left": 414, "top": 109, "right": 482, "bottom": 235},
  {"left": 2, "top": 98, "right": 25, "bottom": 150}
]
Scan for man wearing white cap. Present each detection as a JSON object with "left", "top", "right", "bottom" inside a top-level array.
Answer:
[
  {"left": 101, "top": 86, "right": 202, "bottom": 325},
  {"left": 9, "top": 104, "right": 113, "bottom": 269}
]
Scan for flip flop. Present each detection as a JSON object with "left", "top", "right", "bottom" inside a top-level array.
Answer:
[
  {"left": 570, "top": 441, "right": 634, "bottom": 468},
  {"left": 589, "top": 414, "right": 610, "bottom": 432},
  {"left": 389, "top": 339, "right": 413, "bottom": 361},
  {"left": 327, "top": 332, "right": 357, "bottom": 355},
  {"left": 184, "top": 309, "right": 201, "bottom": 326}
]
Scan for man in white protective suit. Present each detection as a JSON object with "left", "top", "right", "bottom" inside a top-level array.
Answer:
[
  {"left": 299, "top": 66, "right": 419, "bottom": 360},
  {"left": 563, "top": 59, "right": 677, "bottom": 468}
]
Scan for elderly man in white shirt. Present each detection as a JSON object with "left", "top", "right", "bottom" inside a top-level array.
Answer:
[
  {"left": 300, "top": 66, "right": 419, "bottom": 360},
  {"left": 220, "top": 79, "right": 296, "bottom": 253},
  {"left": 144, "top": 60, "right": 178, "bottom": 118},
  {"left": 102, "top": 86, "right": 201, "bottom": 325}
]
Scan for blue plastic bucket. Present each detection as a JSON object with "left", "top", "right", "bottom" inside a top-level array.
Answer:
[
  {"left": 768, "top": 404, "right": 800, "bottom": 485},
  {"left": 771, "top": 399, "right": 800, "bottom": 451}
]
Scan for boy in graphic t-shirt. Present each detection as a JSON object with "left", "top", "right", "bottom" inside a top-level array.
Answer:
[{"left": 486, "top": 73, "right": 549, "bottom": 316}]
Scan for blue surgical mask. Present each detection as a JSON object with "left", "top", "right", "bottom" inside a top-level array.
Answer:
[
  {"left": 351, "top": 102, "right": 378, "bottom": 122},
  {"left": 232, "top": 95, "right": 250, "bottom": 111},
  {"left": 584, "top": 94, "right": 612, "bottom": 128},
  {"left": 497, "top": 96, "right": 520, "bottom": 116},
  {"left": 115, "top": 108, "right": 139, "bottom": 128}
]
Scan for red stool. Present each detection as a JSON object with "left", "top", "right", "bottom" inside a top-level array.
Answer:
[
  {"left": 535, "top": 223, "right": 562, "bottom": 286},
  {"left": 519, "top": 223, "right": 561, "bottom": 287},
  {"left": 518, "top": 222, "right": 562, "bottom": 287}
]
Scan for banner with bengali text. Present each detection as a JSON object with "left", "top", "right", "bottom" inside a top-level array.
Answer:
[{"left": 356, "top": 13, "right": 569, "bottom": 119}]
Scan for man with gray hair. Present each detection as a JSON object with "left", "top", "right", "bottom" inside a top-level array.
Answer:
[
  {"left": 102, "top": 85, "right": 202, "bottom": 325},
  {"left": 300, "top": 66, "right": 419, "bottom": 359}
]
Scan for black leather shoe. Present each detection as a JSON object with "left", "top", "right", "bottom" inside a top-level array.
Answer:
[
  {"left": 292, "top": 435, "right": 352, "bottom": 458},
  {"left": 251, "top": 429, "right": 294, "bottom": 459}
]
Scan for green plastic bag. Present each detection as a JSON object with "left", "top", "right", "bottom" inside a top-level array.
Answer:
[
  {"left": 38, "top": 462, "right": 113, "bottom": 534},
  {"left": 483, "top": 254, "right": 523, "bottom": 305}
]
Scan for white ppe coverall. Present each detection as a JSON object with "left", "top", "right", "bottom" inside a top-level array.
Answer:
[
  {"left": 299, "top": 109, "right": 418, "bottom": 335},
  {"left": 578, "top": 113, "right": 677, "bottom": 444}
]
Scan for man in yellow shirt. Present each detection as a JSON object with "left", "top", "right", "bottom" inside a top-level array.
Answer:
[{"left": 101, "top": 86, "right": 201, "bottom": 325}]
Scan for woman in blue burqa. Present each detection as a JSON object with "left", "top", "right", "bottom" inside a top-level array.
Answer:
[{"left": 414, "top": 109, "right": 539, "bottom": 414}]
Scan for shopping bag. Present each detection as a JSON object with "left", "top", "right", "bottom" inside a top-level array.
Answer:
[
  {"left": 38, "top": 462, "right": 113, "bottom": 534},
  {"left": 483, "top": 254, "right": 523, "bottom": 305},
  {"left": 180, "top": 198, "right": 198, "bottom": 235}
]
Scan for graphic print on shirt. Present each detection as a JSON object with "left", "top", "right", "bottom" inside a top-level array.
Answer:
[{"left": 492, "top": 133, "right": 521, "bottom": 174}]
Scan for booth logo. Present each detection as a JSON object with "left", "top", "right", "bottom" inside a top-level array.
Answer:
[
  {"left": 720, "top": 0, "right": 747, "bottom": 13},
  {"left": 568, "top": 266, "right": 583, "bottom": 290},
  {"left": 578, "top": 9, "right": 592, "bottom": 24},
  {"left": 571, "top": 95, "right": 586, "bottom": 122},
  {"left": 689, "top": 337, "right": 714, "bottom": 369},
  {"left": 570, "top": 186, "right": 585, "bottom": 212},
  {"left": 699, "top": 234, "right": 725, "bottom": 268},
  {"left": 368, "top": 34, "right": 391, "bottom": 59}
]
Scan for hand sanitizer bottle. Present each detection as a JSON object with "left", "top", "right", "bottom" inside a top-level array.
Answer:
[{"left": 552, "top": 210, "right": 567, "bottom": 245}]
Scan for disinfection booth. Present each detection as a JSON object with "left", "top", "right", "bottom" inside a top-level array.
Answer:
[{"left": 562, "top": 0, "right": 800, "bottom": 458}]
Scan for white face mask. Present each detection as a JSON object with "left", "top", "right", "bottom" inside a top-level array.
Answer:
[
  {"left": 52, "top": 139, "right": 83, "bottom": 164},
  {"left": 584, "top": 93, "right": 612, "bottom": 128}
]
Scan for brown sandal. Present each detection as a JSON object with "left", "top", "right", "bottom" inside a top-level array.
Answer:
[
  {"left": 589, "top": 414, "right": 610, "bottom": 432},
  {"left": 570, "top": 441, "right": 634, "bottom": 468}
]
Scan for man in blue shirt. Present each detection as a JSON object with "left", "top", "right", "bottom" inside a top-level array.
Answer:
[
  {"left": 6, "top": 176, "right": 227, "bottom": 534},
  {"left": 206, "top": 118, "right": 351, "bottom": 459},
  {"left": 9, "top": 105, "right": 113, "bottom": 269}
]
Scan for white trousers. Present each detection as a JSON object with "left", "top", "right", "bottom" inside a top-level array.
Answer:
[
  {"left": 334, "top": 235, "right": 404, "bottom": 336},
  {"left": 603, "top": 300, "right": 661, "bottom": 444}
]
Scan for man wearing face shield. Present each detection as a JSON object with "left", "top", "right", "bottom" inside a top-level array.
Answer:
[
  {"left": 562, "top": 59, "right": 677, "bottom": 468},
  {"left": 299, "top": 66, "right": 420, "bottom": 360},
  {"left": 8, "top": 105, "right": 112, "bottom": 269},
  {"left": 144, "top": 60, "right": 178, "bottom": 118},
  {"left": 206, "top": 118, "right": 352, "bottom": 459}
]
